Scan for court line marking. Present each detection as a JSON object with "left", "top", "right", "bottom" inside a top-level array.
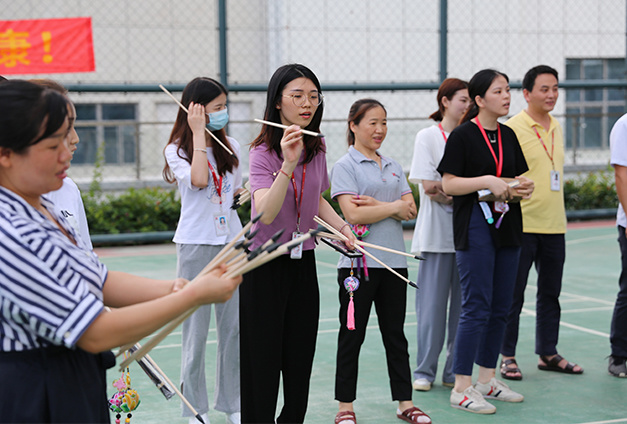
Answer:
[
  {"left": 577, "top": 419, "right": 627, "bottom": 424},
  {"left": 565, "top": 233, "right": 616, "bottom": 245}
]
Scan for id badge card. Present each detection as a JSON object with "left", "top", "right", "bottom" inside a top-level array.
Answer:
[
  {"left": 550, "top": 170, "right": 561, "bottom": 191},
  {"left": 494, "top": 201, "right": 509, "bottom": 214},
  {"left": 290, "top": 231, "right": 303, "bottom": 259},
  {"left": 213, "top": 213, "right": 230, "bottom": 236}
]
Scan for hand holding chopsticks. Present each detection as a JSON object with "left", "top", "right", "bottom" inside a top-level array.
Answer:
[
  {"left": 159, "top": 84, "right": 235, "bottom": 157},
  {"left": 314, "top": 216, "right": 418, "bottom": 289}
]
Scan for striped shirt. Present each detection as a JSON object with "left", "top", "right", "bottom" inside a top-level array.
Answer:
[{"left": 0, "top": 187, "right": 107, "bottom": 352}]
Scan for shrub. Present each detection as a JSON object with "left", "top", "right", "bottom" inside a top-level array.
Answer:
[
  {"left": 564, "top": 167, "right": 617, "bottom": 210},
  {"left": 83, "top": 187, "right": 180, "bottom": 234}
]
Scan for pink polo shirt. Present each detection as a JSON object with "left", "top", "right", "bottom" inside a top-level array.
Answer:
[{"left": 248, "top": 140, "right": 329, "bottom": 251}]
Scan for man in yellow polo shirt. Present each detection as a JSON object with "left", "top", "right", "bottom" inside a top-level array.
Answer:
[{"left": 500, "top": 65, "right": 583, "bottom": 380}]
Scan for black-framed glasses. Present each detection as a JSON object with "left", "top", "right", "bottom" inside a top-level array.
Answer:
[{"left": 282, "top": 92, "right": 324, "bottom": 107}]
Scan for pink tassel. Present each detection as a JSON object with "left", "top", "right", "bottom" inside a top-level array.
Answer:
[{"left": 347, "top": 294, "right": 356, "bottom": 330}]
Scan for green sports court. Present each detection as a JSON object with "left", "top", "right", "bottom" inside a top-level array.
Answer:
[{"left": 99, "top": 221, "right": 625, "bottom": 424}]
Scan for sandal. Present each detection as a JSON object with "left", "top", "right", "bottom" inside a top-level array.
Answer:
[
  {"left": 335, "top": 411, "right": 356, "bottom": 424},
  {"left": 397, "top": 406, "right": 431, "bottom": 424},
  {"left": 500, "top": 358, "right": 523, "bottom": 380},
  {"left": 538, "top": 354, "right": 583, "bottom": 374}
]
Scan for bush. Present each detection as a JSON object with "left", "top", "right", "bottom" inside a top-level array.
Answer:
[
  {"left": 564, "top": 167, "right": 617, "bottom": 210},
  {"left": 82, "top": 170, "right": 618, "bottom": 236},
  {"left": 83, "top": 187, "right": 181, "bottom": 234}
]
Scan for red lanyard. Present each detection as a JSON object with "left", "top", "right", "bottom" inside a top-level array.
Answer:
[
  {"left": 476, "top": 118, "right": 503, "bottom": 177},
  {"left": 438, "top": 122, "right": 448, "bottom": 142},
  {"left": 532, "top": 126, "right": 555, "bottom": 168},
  {"left": 291, "top": 163, "right": 307, "bottom": 230},
  {"left": 207, "top": 160, "right": 223, "bottom": 205}
]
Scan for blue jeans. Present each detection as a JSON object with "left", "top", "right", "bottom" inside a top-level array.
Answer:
[{"left": 453, "top": 204, "right": 521, "bottom": 376}]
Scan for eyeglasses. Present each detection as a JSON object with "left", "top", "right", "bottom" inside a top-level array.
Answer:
[{"left": 282, "top": 92, "right": 324, "bottom": 107}]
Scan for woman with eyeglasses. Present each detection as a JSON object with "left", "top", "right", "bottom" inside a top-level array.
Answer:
[
  {"left": 163, "top": 77, "right": 243, "bottom": 424},
  {"left": 0, "top": 79, "right": 242, "bottom": 423},
  {"left": 240, "top": 63, "right": 355, "bottom": 424}
]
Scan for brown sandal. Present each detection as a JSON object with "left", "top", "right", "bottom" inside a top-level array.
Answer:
[
  {"left": 397, "top": 406, "right": 431, "bottom": 424},
  {"left": 335, "top": 411, "right": 356, "bottom": 424},
  {"left": 500, "top": 358, "right": 523, "bottom": 380},
  {"left": 538, "top": 354, "right": 583, "bottom": 374}
]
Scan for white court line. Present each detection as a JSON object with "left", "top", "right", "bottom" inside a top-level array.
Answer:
[
  {"left": 565, "top": 233, "right": 615, "bottom": 245},
  {"left": 577, "top": 419, "right": 627, "bottom": 424},
  {"left": 521, "top": 307, "right": 610, "bottom": 338},
  {"left": 561, "top": 306, "right": 614, "bottom": 314}
]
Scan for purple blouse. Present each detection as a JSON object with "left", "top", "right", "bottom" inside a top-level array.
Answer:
[{"left": 248, "top": 141, "right": 329, "bottom": 251}]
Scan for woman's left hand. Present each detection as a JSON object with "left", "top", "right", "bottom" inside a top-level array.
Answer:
[
  {"left": 514, "top": 175, "right": 535, "bottom": 199},
  {"left": 340, "top": 224, "right": 357, "bottom": 250},
  {"left": 349, "top": 194, "right": 380, "bottom": 207}
]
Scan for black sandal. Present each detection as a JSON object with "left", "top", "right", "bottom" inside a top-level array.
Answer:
[
  {"left": 500, "top": 358, "right": 523, "bottom": 380},
  {"left": 538, "top": 354, "right": 583, "bottom": 374}
]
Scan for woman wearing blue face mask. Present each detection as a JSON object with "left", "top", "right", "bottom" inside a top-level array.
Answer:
[{"left": 163, "top": 77, "right": 243, "bottom": 424}]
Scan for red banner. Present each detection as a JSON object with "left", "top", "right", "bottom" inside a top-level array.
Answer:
[{"left": 0, "top": 17, "right": 95, "bottom": 75}]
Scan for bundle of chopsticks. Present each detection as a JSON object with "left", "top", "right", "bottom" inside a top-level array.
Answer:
[
  {"left": 314, "top": 216, "right": 423, "bottom": 289},
  {"left": 117, "top": 212, "right": 319, "bottom": 370},
  {"left": 231, "top": 188, "right": 251, "bottom": 210}
]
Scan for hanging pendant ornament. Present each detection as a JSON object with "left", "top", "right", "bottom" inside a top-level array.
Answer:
[
  {"left": 351, "top": 224, "right": 370, "bottom": 281},
  {"left": 343, "top": 259, "right": 360, "bottom": 331},
  {"left": 109, "top": 354, "right": 141, "bottom": 423}
]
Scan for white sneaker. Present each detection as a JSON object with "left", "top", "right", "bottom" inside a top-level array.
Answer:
[
  {"left": 412, "top": 378, "right": 432, "bottom": 391},
  {"left": 189, "top": 413, "right": 210, "bottom": 424},
  {"left": 450, "top": 386, "right": 496, "bottom": 414},
  {"left": 226, "top": 412, "right": 241, "bottom": 424},
  {"left": 475, "top": 377, "right": 524, "bottom": 403}
]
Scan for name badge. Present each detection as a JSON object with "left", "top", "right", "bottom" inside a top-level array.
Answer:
[
  {"left": 213, "top": 214, "right": 230, "bottom": 236},
  {"left": 550, "top": 170, "right": 560, "bottom": 191},
  {"left": 290, "top": 231, "right": 303, "bottom": 259}
]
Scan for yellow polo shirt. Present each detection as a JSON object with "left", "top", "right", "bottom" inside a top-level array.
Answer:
[{"left": 505, "top": 110, "right": 566, "bottom": 234}]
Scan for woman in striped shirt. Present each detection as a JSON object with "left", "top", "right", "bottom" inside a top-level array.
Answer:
[{"left": 0, "top": 80, "right": 242, "bottom": 423}]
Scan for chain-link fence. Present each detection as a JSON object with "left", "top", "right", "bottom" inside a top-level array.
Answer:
[{"left": 2, "top": 0, "right": 626, "bottom": 190}]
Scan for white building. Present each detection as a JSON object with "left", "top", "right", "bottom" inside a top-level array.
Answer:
[{"left": 2, "top": 0, "right": 625, "bottom": 187}]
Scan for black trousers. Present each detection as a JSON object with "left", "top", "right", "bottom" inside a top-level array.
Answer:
[
  {"left": 239, "top": 250, "right": 320, "bottom": 424},
  {"left": 335, "top": 267, "right": 412, "bottom": 402},
  {"left": 612, "top": 226, "right": 627, "bottom": 357},
  {"left": 501, "top": 233, "right": 566, "bottom": 357},
  {"left": 0, "top": 346, "right": 113, "bottom": 423}
]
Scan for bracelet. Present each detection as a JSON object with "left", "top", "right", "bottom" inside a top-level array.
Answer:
[
  {"left": 279, "top": 169, "right": 291, "bottom": 178},
  {"left": 194, "top": 148, "right": 207, "bottom": 153},
  {"left": 339, "top": 223, "right": 351, "bottom": 233}
]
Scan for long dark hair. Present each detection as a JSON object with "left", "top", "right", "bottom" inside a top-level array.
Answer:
[
  {"left": 250, "top": 63, "right": 325, "bottom": 164},
  {"left": 0, "top": 80, "right": 69, "bottom": 154},
  {"left": 461, "top": 69, "right": 509, "bottom": 124},
  {"left": 163, "top": 77, "right": 238, "bottom": 184},
  {"left": 346, "top": 98, "right": 386, "bottom": 147},
  {"left": 429, "top": 78, "right": 468, "bottom": 122}
]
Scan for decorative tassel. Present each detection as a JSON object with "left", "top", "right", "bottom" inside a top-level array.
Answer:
[
  {"left": 347, "top": 293, "right": 355, "bottom": 330},
  {"left": 362, "top": 254, "right": 369, "bottom": 282}
]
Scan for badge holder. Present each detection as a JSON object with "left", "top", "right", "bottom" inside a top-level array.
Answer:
[{"left": 213, "top": 213, "right": 230, "bottom": 236}]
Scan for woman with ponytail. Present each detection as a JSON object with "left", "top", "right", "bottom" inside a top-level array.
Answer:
[
  {"left": 437, "top": 69, "right": 534, "bottom": 415},
  {"left": 163, "top": 77, "right": 243, "bottom": 424},
  {"left": 409, "top": 78, "right": 469, "bottom": 392}
]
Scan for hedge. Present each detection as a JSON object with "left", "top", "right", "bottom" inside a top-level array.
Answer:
[{"left": 82, "top": 169, "right": 618, "bottom": 236}]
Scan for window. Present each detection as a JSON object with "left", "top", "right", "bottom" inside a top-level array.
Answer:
[
  {"left": 565, "top": 58, "right": 625, "bottom": 149},
  {"left": 73, "top": 103, "right": 138, "bottom": 165}
]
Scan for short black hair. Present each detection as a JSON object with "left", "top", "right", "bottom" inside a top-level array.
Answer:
[
  {"left": 0, "top": 80, "right": 69, "bottom": 154},
  {"left": 522, "top": 65, "right": 559, "bottom": 92}
]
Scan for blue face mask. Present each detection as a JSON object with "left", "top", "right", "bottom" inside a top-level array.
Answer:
[{"left": 206, "top": 107, "right": 229, "bottom": 131}]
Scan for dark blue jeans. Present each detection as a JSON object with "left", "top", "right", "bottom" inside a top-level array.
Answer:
[
  {"left": 611, "top": 226, "right": 627, "bottom": 358},
  {"left": 453, "top": 204, "right": 521, "bottom": 376},
  {"left": 501, "top": 233, "right": 566, "bottom": 357}
]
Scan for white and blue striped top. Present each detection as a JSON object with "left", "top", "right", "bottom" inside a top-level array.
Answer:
[{"left": 0, "top": 187, "right": 107, "bottom": 352}]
